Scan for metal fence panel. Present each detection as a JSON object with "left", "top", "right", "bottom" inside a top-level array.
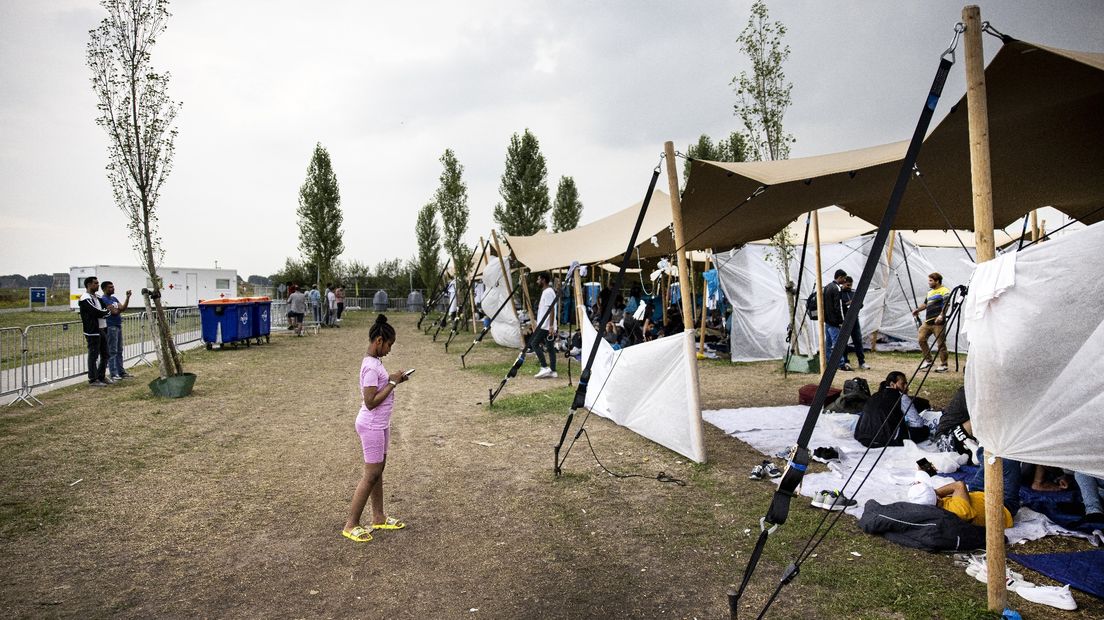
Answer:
[
  {"left": 24, "top": 319, "right": 89, "bottom": 390},
  {"left": 1, "top": 327, "right": 24, "bottom": 400}
]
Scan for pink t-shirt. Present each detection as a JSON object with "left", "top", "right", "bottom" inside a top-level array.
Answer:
[{"left": 355, "top": 355, "right": 393, "bottom": 430}]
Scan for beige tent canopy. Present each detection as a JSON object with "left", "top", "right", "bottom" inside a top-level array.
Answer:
[
  {"left": 503, "top": 190, "right": 674, "bottom": 272},
  {"left": 679, "top": 40, "right": 1104, "bottom": 251},
  {"left": 749, "top": 206, "right": 877, "bottom": 245}
]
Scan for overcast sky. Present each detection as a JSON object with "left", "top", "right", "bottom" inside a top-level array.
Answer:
[{"left": 1, "top": 0, "right": 1101, "bottom": 277}]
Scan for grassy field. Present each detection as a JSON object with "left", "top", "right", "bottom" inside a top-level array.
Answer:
[{"left": 0, "top": 312, "right": 1096, "bottom": 618}]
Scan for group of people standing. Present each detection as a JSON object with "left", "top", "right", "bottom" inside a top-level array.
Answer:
[
  {"left": 78, "top": 276, "right": 133, "bottom": 386},
  {"left": 820, "top": 269, "right": 952, "bottom": 372},
  {"left": 284, "top": 282, "right": 346, "bottom": 335}
]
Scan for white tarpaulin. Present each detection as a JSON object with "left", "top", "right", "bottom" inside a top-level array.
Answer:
[
  {"left": 480, "top": 259, "right": 522, "bottom": 349},
  {"left": 579, "top": 307, "right": 706, "bottom": 463},
  {"left": 965, "top": 222, "right": 1104, "bottom": 479},
  {"left": 713, "top": 234, "right": 938, "bottom": 362}
]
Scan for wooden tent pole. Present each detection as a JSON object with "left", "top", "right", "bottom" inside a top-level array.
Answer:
[
  {"left": 1030, "top": 210, "right": 1040, "bottom": 242},
  {"left": 698, "top": 251, "right": 713, "bottom": 358},
  {"left": 963, "top": 5, "right": 1005, "bottom": 612},
  {"left": 812, "top": 210, "right": 827, "bottom": 375},
  {"left": 490, "top": 230, "right": 522, "bottom": 351},
  {"left": 689, "top": 253, "right": 698, "bottom": 323},
  {"left": 573, "top": 267, "right": 585, "bottom": 320},
  {"left": 472, "top": 236, "right": 488, "bottom": 333},
  {"left": 871, "top": 231, "right": 898, "bottom": 352},
  {"left": 520, "top": 268, "right": 536, "bottom": 333},
  {"left": 663, "top": 141, "right": 695, "bottom": 332}
]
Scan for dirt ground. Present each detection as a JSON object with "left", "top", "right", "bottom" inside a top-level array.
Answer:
[{"left": 1, "top": 312, "right": 1099, "bottom": 619}]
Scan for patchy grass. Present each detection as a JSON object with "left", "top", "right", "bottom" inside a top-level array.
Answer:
[{"left": 490, "top": 385, "right": 574, "bottom": 417}]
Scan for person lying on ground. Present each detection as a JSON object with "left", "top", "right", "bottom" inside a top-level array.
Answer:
[
  {"left": 909, "top": 477, "right": 1013, "bottom": 528},
  {"left": 1029, "top": 464, "right": 1072, "bottom": 492}
]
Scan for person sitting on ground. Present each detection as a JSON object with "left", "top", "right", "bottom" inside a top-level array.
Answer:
[
  {"left": 624, "top": 283, "right": 643, "bottom": 317},
  {"left": 854, "top": 371, "right": 931, "bottom": 448},
  {"left": 932, "top": 385, "right": 980, "bottom": 463},
  {"left": 603, "top": 320, "right": 620, "bottom": 346},
  {"left": 1029, "top": 465, "right": 1072, "bottom": 492},
  {"left": 1073, "top": 472, "right": 1104, "bottom": 525},
  {"left": 911, "top": 272, "right": 951, "bottom": 373},
  {"left": 609, "top": 294, "right": 625, "bottom": 326},
  {"left": 664, "top": 303, "right": 684, "bottom": 336},
  {"left": 909, "top": 477, "right": 1013, "bottom": 528}
]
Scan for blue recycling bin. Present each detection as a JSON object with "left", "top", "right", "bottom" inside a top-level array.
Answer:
[
  {"left": 244, "top": 297, "right": 271, "bottom": 343},
  {"left": 200, "top": 298, "right": 253, "bottom": 349}
]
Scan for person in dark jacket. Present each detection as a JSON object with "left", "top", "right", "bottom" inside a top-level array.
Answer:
[
  {"left": 854, "top": 371, "right": 931, "bottom": 448},
  {"left": 78, "top": 276, "right": 112, "bottom": 387},
  {"left": 822, "top": 269, "right": 850, "bottom": 370}
]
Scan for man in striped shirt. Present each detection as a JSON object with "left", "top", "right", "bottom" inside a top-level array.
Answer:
[{"left": 912, "top": 272, "right": 950, "bottom": 372}]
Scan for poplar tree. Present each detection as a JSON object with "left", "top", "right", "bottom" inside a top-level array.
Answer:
[
  {"left": 493, "top": 129, "right": 551, "bottom": 235},
  {"left": 415, "top": 202, "right": 441, "bottom": 293},
  {"left": 683, "top": 132, "right": 750, "bottom": 182},
  {"left": 434, "top": 149, "right": 470, "bottom": 277},
  {"left": 550, "top": 176, "right": 583, "bottom": 232},
  {"left": 297, "top": 143, "right": 344, "bottom": 287},
  {"left": 87, "top": 0, "right": 184, "bottom": 379},
  {"left": 732, "top": 0, "right": 795, "bottom": 162}
]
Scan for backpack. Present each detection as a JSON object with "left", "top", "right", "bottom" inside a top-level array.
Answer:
[
  {"left": 828, "top": 377, "right": 871, "bottom": 413},
  {"left": 805, "top": 291, "right": 819, "bottom": 319}
]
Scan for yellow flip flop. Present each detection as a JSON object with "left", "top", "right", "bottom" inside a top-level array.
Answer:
[
  {"left": 371, "top": 517, "right": 406, "bottom": 530},
  {"left": 342, "top": 526, "right": 373, "bottom": 542}
]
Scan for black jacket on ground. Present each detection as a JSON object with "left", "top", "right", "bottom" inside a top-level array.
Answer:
[{"left": 858, "top": 500, "right": 986, "bottom": 552}]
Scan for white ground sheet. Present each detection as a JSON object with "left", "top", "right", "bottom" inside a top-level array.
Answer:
[
  {"left": 965, "top": 221, "right": 1104, "bottom": 479},
  {"left": 580, "top": 308, "right": 706, "bottom": 463},
  {"left": 703, "top": 405, "right": 1096, "bottom": 546},
  {"left": 479, "top": 259, "right": 522, "bottom": 349}
]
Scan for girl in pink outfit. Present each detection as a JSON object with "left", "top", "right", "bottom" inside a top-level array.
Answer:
[{"left": 343, "top": 314, "right": 412, "bottom": 543}]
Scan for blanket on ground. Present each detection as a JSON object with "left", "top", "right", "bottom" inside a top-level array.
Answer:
[{"left": 703, "top": 406, "right": 1097, "bottom": 546}]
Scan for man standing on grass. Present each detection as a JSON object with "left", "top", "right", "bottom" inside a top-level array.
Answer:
[
  {"left": 78, "top": 276, "right": 112, "bottom": 387},
  {"left": 309, "top": 284, "right": 321, "bottom": 325},
  {"left": 335, "top": 285, "right": 345, "bottom": 325},
  {"left": 533, "top": 272, "right": 559, "bottom": 379},
  {"left": 101, "top": 281, "right": 133, "bottom": 380},
  {"left": 822, "top": 269, "right": 851, "bottom": 371},
  {"left": 912, "top": 272, "right": 950, "bottom": 372}
]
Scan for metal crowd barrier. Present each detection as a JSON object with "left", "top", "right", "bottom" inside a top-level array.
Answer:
[{"left": 5, "top": 308, "right": 206, "bottom": 407}]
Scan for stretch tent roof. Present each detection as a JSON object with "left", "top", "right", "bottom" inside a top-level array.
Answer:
[
  {"left": 749, "top": 207, "right": 877, "bottom": 245},
  {"left": 503, "top": 190, "right": 673, "bottom": 272},
  {"left": 679, "top": 40, "right": 1104, "bottom": 251}
]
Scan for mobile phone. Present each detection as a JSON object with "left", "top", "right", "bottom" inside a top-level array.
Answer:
[
  {"left": 916, "top": 458, "right": 937, "bottom": 477},
  {"left": 402, "top": 368, "right": 415, "bottom": 378}
]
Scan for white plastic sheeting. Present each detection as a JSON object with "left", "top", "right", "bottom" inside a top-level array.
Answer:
[
  {"left": 579, "top": 307, "right": 706, "bottom": 463},
  {"left": 713, "top": 235, "right": 937, "bottom": 362},
  {"left": 480, "top": 259, "right": 522, "bottom": 349},
  {"left": 965, "top": 222, "right": 1104, "bottom": 479}
]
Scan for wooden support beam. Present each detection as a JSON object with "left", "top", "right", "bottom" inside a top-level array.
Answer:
[
  {"left": 698, "top": 251, "right": 713, "bottom": 358},
  {"left": 490, "top": 230, "right": 521, "bottom": 350},
  {"left": 812, "top": 210, "right": 827, "bottom": 375},
  {"left": 663, "top": 141, "right": 695, "bottom": 332},
  {"left": 963, "top": 5, "right": 1005, "bottom": 612},
  {"left": 871, "top": 231, "right": 898, "bottom": 352}
]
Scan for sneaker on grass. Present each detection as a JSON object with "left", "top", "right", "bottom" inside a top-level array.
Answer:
[
  {"left": 534, "top": 367, "right": 551, "bottom": 378},
  {"left": 919, "top": 361, "right": 932, "bottom": 370},
  {"left": 547, "top": 371, "right": 558, "bottom": 379},
  {"left": 1016, "top": 584, "right": 1077, "bottom": 610},
  {"left": 934, "top": 365, "right": 949, "bottom": 373},
  {"left": 811, "top": 489, "right": 857, "bottom": 511}
]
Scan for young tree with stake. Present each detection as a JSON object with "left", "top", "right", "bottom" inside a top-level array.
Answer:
[{"left": 87, "top": 0, "right": 183, "bottom": 379}]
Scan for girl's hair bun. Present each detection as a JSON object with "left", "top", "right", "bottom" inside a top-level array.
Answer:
[{"left": 375, "top": 314, "right": 388, "bottom": 325}]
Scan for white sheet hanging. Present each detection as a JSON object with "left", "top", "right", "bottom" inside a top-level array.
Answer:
[
  {"left": 580, "top": 307, "right": 706, "bottom": 462},
  {"left": 480, "top": 259, "right": 522, "bottom": 349},
  {"left": 966, "top": 222, "right": 1104, "bottom": 478}
]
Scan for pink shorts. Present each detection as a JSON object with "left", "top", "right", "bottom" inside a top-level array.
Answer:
[{"left": 357, "top": 427, "right": 390, "bottom": 464}]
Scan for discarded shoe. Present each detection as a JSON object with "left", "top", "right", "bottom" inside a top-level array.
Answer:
[
  {"left": 1016, "top": 584, "right": 1077, "bottom": 610},
  {"left": 763, "top": 461, "right": 782, "bottom": 478},
  {"left": 749, "top": 460, "right": 781, "bottom": 480},
  {"left": 811, "top": 447, "right": 840, "bottom": 464},
  {"left": 811, "top": 489, "right": 857, "bottom": 511}
]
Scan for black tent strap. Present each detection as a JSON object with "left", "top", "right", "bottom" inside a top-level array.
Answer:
[
  {"left": 554, "top": 163, "right": 662, "bottom": 474},
  {"left": 785, "top": 214, "right": 813, "bottom": 350},
  {"left": 731, "top": 49, "right": 956, "bottom": 620}
]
